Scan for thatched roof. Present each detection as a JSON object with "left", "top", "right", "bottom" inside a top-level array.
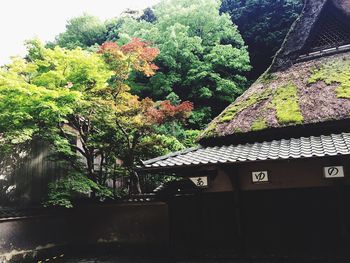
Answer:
[
  {"left": 200, "top": 0, "right": 350, "bottom": 141},
  {"left": 333, "top": 0, "right": 350, "bottom": 17},
  {"left": 200, "top": 52, "right": 350, "bottom": 140}
]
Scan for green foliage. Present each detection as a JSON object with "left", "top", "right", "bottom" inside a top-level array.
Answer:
[
  {"left": 220, "top": 0, "right": 303, "bottom": 78},
  {"left": 152, "top": 120, "right": 200, "bottom": 148},
  {"left": 1, "top": 39, "right": 193, "bottom": 205},
  {"left": 119, "top": 0, "right": 251, "bottom": 128},
  {"left": 0, "top": 51, "right": 82, "bottom": 148},
  {"left": 182, "top": 129, "right": 201, "bottom": 148},
  {"left": 44, "top": 172, "right": 113, "bottom": 208},
  {"left": 0, "top": 41, "right": 120, "bottom": 206},
  {"left": 139, "top": 7, "right": 157, "bottom": 23},
  {"left": 49, "top": 0, "right": 304, "bottom": 128},
  {"left": 188, "top": 107, "right": 213, "bottom": 129},
  {"left": 137, "top": 134, "right": 185, "bottom": 160},
  {"left": 104, "top": 18, "right": 126, "bottom": 43},
  {"left": 308, "top": 59, "right": 350, "bottom": 99},
  {"left": 272, "top": 83, "right": 303, "bottom": 124},
  {"left": 52, "top": 14, "right": 107, "bottom": 49}
]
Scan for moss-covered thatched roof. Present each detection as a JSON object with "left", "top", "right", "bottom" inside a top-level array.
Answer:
[
  {"left": 334, "top": 0, "right": 350, "bottom": 16},
  {"left": 200, "top": 0, "right": 350, "bottom": 141},
  {"left": 200, "top": 52, "right": 350, "bottom": 139}
]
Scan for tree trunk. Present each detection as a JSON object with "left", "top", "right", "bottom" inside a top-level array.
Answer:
[
  {"left": 128, "top": 169, "right": 142, "bottom": 195},
  {"left": 133, "top": 170, "right": 142, "bottom": 194},
  {"left": 112, "top": 164, "right": 117, "bottom": 197},
  {"left": 86, "top": 154, "right": 97, "bottom": 198}
]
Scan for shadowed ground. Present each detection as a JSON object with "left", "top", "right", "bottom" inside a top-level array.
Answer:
[{"left": 61, "top": 254, "right": 339, "bottom": 263}]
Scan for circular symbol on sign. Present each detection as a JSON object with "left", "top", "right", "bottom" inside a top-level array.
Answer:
[
  {"left": 196, "top": 178, "right": 204, "bottom": 186},
  {"left": 328, "top": 167, "right": 339, "bottom": 176}
]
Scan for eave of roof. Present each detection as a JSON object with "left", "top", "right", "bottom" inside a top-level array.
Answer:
[{"left": 140, "top": 132, "right": 350, "bottom": 171}]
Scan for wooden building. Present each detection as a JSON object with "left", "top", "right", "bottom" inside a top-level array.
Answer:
[{"left": 140, "top": 0, "right": 350, "bottom": 258}]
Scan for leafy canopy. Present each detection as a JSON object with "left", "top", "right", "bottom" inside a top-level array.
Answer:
[
  {"left": 51, "top": 14, "right": 107, "bottom": 49},
  {"left": 118, "top": 0, "right": 251, "bottom": 128},
  {"left": 0, "top": 39, "right": 193, "bottom": 207},
  {"left": 220, "top": 0, "right": 303, "bottom": 78}
]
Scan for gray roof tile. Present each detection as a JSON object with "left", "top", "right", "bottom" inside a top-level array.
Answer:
[{"left": 141, "top": 133, "right": 350, "bottom": 170}]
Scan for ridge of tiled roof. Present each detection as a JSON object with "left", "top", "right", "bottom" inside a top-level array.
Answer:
[
  {"left": 142, "top": 146, "right": 201, "bottom": 166},
  {"left": 141, "top": 132, "right": 350, "bottom": 170}
]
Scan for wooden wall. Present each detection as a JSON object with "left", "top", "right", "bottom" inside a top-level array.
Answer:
[
  {"left": 0, "top": 202, "right": 169, "bottom": 263},
  {"left": 235, "top": 155, "right": 350, "bottom": 191},
  {"left": 168, "top": 155, "right": 350, "bottom": 258},
  {"left": 0, "top": 140, "right": 66, "bottom": 207}
]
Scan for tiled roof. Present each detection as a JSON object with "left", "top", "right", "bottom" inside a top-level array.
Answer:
[{"left": 141, "top": 133, "right": 350, "bottom": 170}]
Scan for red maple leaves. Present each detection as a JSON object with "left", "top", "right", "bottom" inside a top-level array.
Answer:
[
  {"left": 98, "top": 38, "right": 159, "bottom": 77},
  {"left": 99, "top": 39, "right": 194, "bottom": 126},
  {"left": 146, "top": 100, "right": 193, "bottom": 124}
]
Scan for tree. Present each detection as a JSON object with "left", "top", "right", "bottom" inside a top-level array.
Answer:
[
  {"left": 51, "top": 14, "right": 107, "bottom": 49},
  {"left": 139, "top": 7, "right": 157, "bottom": 23},
  {"left": 0, "top": 40, "right": 113, "bottom": 206},
  {"left": 48, "top": 0, "right": 255, "bottom": 129},
  {"left": 0, "top": 39, "right": 193, "bottom": 207},
  {"left": 220, "top": 0, "right": 303, "bottom": 79},
  {"left": 118, "top": 0, "right": 251, "bottom": 128},
  {"left": 98, "top": 40, "right": 193, "bottom": 193}
]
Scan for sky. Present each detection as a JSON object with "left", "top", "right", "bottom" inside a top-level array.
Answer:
[{"left": 0, "top": 0, "right": 161, "bottom": 65}]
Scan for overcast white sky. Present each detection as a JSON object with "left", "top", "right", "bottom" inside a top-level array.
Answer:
[{"left": 0, "top": 0, "right": 161, "bottom": 65}]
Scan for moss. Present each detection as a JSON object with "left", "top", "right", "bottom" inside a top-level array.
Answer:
[
  {"left": 202, "top": 122, "right": 217, "bottom": 138},
  {"left": 272, "top": 83, "right": 303, "bottom": 124},
  {"left": 337, "top": 86, "right": 350, "bottom": 98},
  {"left": 258, "top": 72, "right": 276, "bottom": 84},
  {"left": 251, "top": 119, "right": 268, "bottom": 131},
  {"left": 308, "top": 58, "right": 350, "bottom": 99},
  {"left": 217, "top": 88, "right": 271, "bottom": 124}
]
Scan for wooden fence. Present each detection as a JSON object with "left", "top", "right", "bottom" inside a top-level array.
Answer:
[{"left": 0, "top": 140, "right": 65, "bottom": 207}]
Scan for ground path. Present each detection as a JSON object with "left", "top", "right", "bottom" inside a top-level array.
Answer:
[{"left": 61, "top": 255, "right": 342, "bottom": 263}]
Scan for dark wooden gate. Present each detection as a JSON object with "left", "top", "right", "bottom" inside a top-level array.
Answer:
[
  {"left": 168, "top": 186, "right": 350, "bottom": 258},
  {"left": 241, "top": 186, "right": 350, "bottom": 257},
  {"left": 168, "top": 192, "right": 239, "bottom": 251}
]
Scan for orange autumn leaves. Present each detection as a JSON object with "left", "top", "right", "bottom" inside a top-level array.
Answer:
[
  {"left": 98, "top": 38, "right": 159, "bottom": 79},
  {"left": 98, "top": 38, "right": 193, "bottom": 128},
  {"left": 121, "top": 38, "right": 160, "bottom": 77},
  {"left": 145, "top": 100, "right": 193, "bottom": 124}
]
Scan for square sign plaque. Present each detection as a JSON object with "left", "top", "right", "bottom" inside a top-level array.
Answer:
[
  {"left": 189, "top": 177, "right": 208, "bottom": 188},
  {"left": 252, "top": 171, "right": 269, "bottom": 183},
  {"left": 324, "top": 166, "right": 345, "bottom": 178}
]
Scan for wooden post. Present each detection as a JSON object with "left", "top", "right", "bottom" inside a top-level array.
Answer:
[
  {"left": 336, "top": 184, "right": 347, "bottom": 242},
  {"left": 229, "top": 168, "right": 245, "bottom": 257}
]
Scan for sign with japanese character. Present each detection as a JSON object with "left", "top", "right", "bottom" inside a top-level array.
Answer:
[
  {"left": 252, "top": 171, "right": 269, "bottom": 183},
  {"left": 324, "top": 166, "right": 344, "bottom": 178},
  {"left": 189, "top": 177, "right": 208, "bottom": 188}
]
